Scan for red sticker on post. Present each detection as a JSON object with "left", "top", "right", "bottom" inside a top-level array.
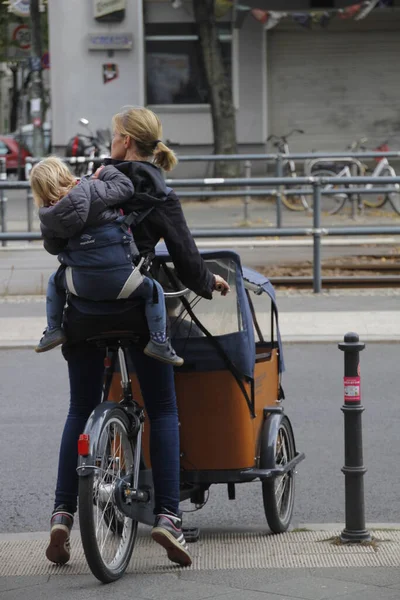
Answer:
[{"left": 344, "top": 376, "right": 360, "bottom": 402}]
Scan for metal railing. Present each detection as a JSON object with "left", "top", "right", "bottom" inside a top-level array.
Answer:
[
  {"left": 25, "top": 150, "right": 400, "bottom": 225},
  {"left": 1, "top": 174, "right": 400, "bottom": 293}
]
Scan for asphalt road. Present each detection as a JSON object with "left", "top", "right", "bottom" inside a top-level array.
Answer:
[{"left": 1, "top": 343, "right": 399, "bottom": 534}]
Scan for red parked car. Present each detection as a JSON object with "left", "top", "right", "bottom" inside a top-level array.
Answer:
[{"left": 0, "top": 135, "right": 31, "bottom": 179}]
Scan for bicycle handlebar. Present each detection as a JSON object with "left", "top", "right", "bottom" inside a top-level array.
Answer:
[
  {"left": 163, "top": 288, "right": 190, "bottom": 298},
  {"left": 267, "top": 129, "right": 305, "bottom": 144}
]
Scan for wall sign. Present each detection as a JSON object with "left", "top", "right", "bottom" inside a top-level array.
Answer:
[
  {"left": 8, "top": 0, "right": 45, "bottom": 16},
  {"left": 88, "top": 32, "right": 132, "bottom": 50},
  {"left": 93, "top": 0, "right": 126, "bottom": 22},
  {"left": 8, "top": 0, "right": 30, "bottom": 17},
  {"left": 103, "top": 63, "right": 119, "bottom": 84}
]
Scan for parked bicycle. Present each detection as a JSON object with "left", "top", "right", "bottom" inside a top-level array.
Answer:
[
  {"left": 309, "top": 139, "right": 400, "bottom": 215},
  {"left": 267, "top": 129, "right": 308, "bottom": 212},
  {"left": 268, "top": 132, "right": 400, "bottom": 215}
]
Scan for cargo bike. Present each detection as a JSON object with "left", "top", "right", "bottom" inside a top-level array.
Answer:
[{"left": 76, "top": 249, "right": 305, "bottom": 583}]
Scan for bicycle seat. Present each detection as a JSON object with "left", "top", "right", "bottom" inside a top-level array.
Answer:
[{"left": 87, "top": 331, "right": 141, "bottom": 348}]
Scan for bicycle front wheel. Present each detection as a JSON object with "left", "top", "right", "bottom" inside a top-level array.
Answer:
[
  {"left": 363, "top": 166, "right": 400, "bottom": 214},
  {"left": 262, "top": 416, "right": 296, "bottom": 533},
  {"left": 309, "top": 168, "right": 348, "bottom": 215},
  {"left": 79, "top": 406, "right": 138, "bottom": 583}
]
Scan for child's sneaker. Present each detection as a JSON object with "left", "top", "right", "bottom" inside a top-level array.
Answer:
[
  {"left": 144, "top": 339, "right": 184, "bottom": 366},
  {"left": 35, "top": 327, "right": 66, "bottom": 353},
  {"left": 45, "top": 505, "right": 74, "bottom": 565},
  {"left": 151, "top": 510, "right": 192, "bottom": 567}
]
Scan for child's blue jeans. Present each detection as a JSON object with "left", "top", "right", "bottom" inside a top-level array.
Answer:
[{"left": 46, "top": 271, "right": 166, "bottom": 338}]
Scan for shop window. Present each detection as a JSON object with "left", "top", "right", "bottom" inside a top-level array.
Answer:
[{"left": 145, "top": 23, "right": 232, "bottom": 106}]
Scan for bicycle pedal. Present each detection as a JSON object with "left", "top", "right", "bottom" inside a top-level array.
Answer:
[{"left": 182, "top": 527, "right": 200, "bottom": 543}]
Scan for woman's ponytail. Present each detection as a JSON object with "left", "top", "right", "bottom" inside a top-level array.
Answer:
[{"left": 153, "top": 141, "right": 178, "bottom": 172}]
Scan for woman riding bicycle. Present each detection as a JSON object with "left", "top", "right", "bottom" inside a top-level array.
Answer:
[{"left": 44, "top": 106, "right": 230, "bottom": 568}]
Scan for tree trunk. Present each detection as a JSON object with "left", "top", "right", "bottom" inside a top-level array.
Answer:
[{"left": 193, "top": 0, "right": 240, "bottom": 178}]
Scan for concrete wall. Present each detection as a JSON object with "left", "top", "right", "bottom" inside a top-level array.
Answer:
[
  {"left": 48, "top": 0, "right": 144, "bottom": 147},
  {"left": 48, "top": 0, "right": 266, "bottom": 151}
]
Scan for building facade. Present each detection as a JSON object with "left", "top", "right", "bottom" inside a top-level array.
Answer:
[{"left": 48, "top": 0, "right": 400, "bottom": 159}]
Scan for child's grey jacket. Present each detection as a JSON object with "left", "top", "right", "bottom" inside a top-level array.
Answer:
[{"left": 39, "top": 166, "right": 141, "bottom": 300}]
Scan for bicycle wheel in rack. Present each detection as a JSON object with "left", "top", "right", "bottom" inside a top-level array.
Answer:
[
  {"left": 79, "top": 406, "right": 138, "bottom": 583},
  {"left": 363, "top": 166, "right": 400, "bottom": 214},
  {"left": 280, "top": 169, "right": 309, "bottom": 211},
  {"left": 281, "top": 188, "right": 309, "bottom": 211},
  {"left": 309, "top": 168, "right": 349, "bottom": 215}
]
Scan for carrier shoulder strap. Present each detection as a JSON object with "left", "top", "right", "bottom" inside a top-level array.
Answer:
[{"left": 122, "top": 186, "right": 173, "bottom": 230}]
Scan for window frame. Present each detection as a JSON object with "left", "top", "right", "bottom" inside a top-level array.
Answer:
[{"left": 144, "top": 26, "right": 237, "bottom": 110}]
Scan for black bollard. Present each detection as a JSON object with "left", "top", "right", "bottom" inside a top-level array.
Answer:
[{"left": 338, "top": 332, "right": 371, "bottom": 543}]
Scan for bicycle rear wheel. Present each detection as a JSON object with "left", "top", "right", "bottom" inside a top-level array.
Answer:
[
  {"left": 281, "top": 188, "right": 309, "bottom": 211},
  {"left": 279, "top": 164, "right": 309, "bottom": 211},
  {"left": 79, "top": 406, "right": 138, "bottom": 583},
  {"left": 309, "top": 168, "right": 348, "bottom": 215}
]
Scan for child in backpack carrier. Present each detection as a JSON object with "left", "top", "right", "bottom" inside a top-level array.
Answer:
[{"left": 30, "top": 156, "right": 183, "bottom": 367}]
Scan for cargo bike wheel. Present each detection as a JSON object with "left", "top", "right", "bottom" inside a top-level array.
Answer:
[
  {"left": 261, "top": 415, "right": 296, "bottom": 533},
  {"left": 79, "top": 406, "right": 138, "bottom": 583}
]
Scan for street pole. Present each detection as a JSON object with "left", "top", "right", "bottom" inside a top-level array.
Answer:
[
  {"left": 30, "top": 0, "right": 44, "bottom": 158},
  {"left": 338, "top": 332, "right": 371, "bottom": 543}
]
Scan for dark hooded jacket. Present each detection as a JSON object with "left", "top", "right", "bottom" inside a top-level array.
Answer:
[{"left": 108, "top": 160, "right": 215, "bottom": 299}]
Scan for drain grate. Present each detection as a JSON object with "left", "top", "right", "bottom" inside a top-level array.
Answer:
[{"left": 1, "top": 530, "right": 400, "bottom": 577}]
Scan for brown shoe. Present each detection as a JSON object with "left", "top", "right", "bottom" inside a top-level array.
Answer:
[{"left": 45, "top": 506, "right": 74, "bottom": 565}]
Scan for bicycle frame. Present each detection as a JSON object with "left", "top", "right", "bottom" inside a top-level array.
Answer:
[{"left": 366, "top": 157, "right": 393, "bottom": 188}]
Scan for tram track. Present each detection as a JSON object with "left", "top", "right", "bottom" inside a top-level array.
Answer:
[
  {"left": 259, "top": 256, "right": 400, "bottom": 289},
  {"left": 269, "top": 275, "right": 400, "bottom": 289}
]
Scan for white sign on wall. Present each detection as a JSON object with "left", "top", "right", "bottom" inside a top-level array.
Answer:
[
  {"left": 88, "top": 32, "right": 132, "bottom": 50},
  {"left": 93, "top": 0, "right": 126, "bottom": 19},
  {"left": 8, "top": 0, "right": 45, "bottom": 16},
  {"left": 8, "top": 0, "right": 31, "bottom": 17}
]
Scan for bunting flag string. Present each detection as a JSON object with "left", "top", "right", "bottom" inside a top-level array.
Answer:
[{"left": 248, "top": 0, "right": 394, "bottom": 29}]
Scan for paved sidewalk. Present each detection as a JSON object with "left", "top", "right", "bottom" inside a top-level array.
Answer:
[
  {"left": 2, "top": 527, "right": 400, "bottom": 599},
  {"left": 2, "top": 308, "right": 400, "bottom": 348},
  {"left": 1, "top": 288, "right": 400, "bottom": 347}
]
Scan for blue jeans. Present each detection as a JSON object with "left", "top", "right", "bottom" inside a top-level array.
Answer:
[
  {"left": 46, "top": 272, "right": 66, "bottom": 330},
  {"left": 46, "top": 272, "right": 166, "bottom": 337},
  {"left": 132, "top": 278, "right": 166, "bottom": 338},
  {"left": 54, "top": 343, "right": 180, "bottom": 515}
]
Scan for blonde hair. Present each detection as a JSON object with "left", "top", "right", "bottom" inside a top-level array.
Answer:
[
  {"left": 30, "top": 156, "right": 77, "bottom": 208},
  {"left": 112, "top": 106, "right": 178, "bottom": 172}
]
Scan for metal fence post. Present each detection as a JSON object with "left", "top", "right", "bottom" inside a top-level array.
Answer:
[
  {"left": 338, "top": 332, "right": 371, "bottom": 543},
  {"left": 312, "top": 181, "right": 322, "bottom": 293},
  {"left": 275, "top": 154, "right": 283, "bottom": 229},
  {"left": 244, "top": 160, "right": 252, "bottom": 223},
  {"left": 0, "top": 158, "right": 7, "bottom": 247},
  {"left": 27, "top": 189, "right": 34, "bottom": 237},
  {"left": 350, "top": 161, "right": 359, "bottom": 220}
]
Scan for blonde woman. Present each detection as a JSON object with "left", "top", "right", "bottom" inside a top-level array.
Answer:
[{"left": 44, "top": 107, "right": 229, "bottom": 569}]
